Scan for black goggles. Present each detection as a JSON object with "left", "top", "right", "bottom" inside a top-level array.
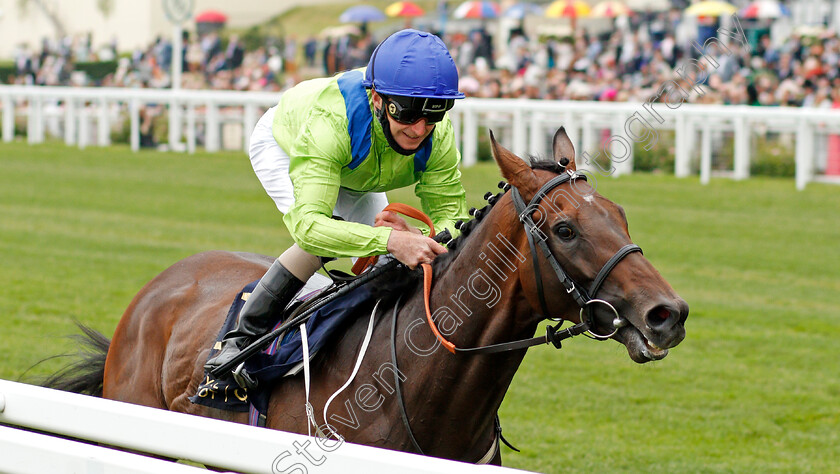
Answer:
[{"left": 381, "top": 94, "right": 454, "bottom": 125}]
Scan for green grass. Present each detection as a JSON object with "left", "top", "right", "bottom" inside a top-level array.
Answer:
[{"left": 1, "top": 141, "right": 839, "bottom": 473}]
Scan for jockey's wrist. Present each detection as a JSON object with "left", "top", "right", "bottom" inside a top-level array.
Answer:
[{"left": 378, "top": 226, "right": 395, "bottom": 254}]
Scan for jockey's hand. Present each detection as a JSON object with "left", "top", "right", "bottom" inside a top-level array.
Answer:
[
  {"left": 374, "top": 211, "right": 423, "bottom": 235},
  {"left": 385, "top": 230, "right": 447, "bottom": 270}
]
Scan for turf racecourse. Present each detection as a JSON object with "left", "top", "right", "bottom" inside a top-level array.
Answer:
[{"left": 1, "top": 141, "right": 838, "bottom": 473}]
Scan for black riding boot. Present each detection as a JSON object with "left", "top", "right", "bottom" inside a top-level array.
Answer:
[{"left": 204, "top": 259, "right": 304, "bottom": 373}]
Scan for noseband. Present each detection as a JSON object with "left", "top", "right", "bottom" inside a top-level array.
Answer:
[{"left": 510, "top": 169, "right": 642, "bottom": 339}]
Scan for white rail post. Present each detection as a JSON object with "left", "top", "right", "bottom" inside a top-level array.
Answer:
[
  {"left": 243, "top": 102, "right": 258, "bottom": 152},
  {"left": 64, "top": 97, "right": 76, "bottom": 146},
  {"left": 795, "top": 119, "right": 814, "bottom": 190},
  {"left": 97, "top": 97, "right": 110, "bottom": 146},
  {"left": 205, "top": 102, "right": 221, "bottom": 152},
  {"left": 512, "top": 108, "right": 526, "bottom": 157},
  {"left": 581, "top": 115, "right": 595, "bottom": 156},
  {"left": 462, "top": 108, "right": 478, "bottom": 167},
  {"left": 26, "top": 95, "right": 37, "bottom": 144},
  {"left": 78, "top": 104, "right": 90, "bottom": 150},
  {"left": 612, "top": 113, "right": 633, "bottom": 177},
  {"left": 700, "top": 118, "right": 712, "bottom": 185},
  {"left": 168, "top": 97, "right": 182, "bottom": 151},
  {"left": 528, "top": 110, "right": 543, "bottom": 157},
  {"left": 186, "top": 102, "right": 196, "bottom": 154},
  {"left": 674, "top": 113, "right": 690, "bottom": 177},
  {"left": 563, "top": 110, "right": 579, "bottom": 152},
  {"left": 733, "top": 116, "right": 750, "bottom": 180},
  {"left": 35, "top": 96, "right": 46, "bottom": 143},
  {"left": 130, "top": 98, "right": 140, "bottom": 152},
  {"left": 450, "top": 109, "right": 462, "bottom": 157},
  {"left": 2, "top": 94, "right": 14, "bottom": 142}
]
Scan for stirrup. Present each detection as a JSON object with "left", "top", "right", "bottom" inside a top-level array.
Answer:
[{"left": 233, "top": 362, "right": 258, "bottom": 390}]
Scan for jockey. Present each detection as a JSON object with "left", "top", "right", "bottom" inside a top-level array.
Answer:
[{"left": 206, "top": 29, "right": 469, "bottom": 372}]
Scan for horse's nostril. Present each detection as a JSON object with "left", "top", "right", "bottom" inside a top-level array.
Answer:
[
  {"left": 678, "top": 299, "right": 689, "bottom": 325},
  {"left": 646, "top": 305, "right": 673, "bottom": 329}
]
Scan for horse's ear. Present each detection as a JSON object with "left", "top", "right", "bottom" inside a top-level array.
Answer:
[
  {"left": 552, "top": 127, "right": 576, "bottom": 171},
  {"left": 490, "top": 130, "right": 539, "bottom": 197}
]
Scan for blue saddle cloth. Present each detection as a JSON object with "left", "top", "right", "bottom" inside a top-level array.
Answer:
[{"left": 189, "top": 277, "right": 377, "bottom": 416}]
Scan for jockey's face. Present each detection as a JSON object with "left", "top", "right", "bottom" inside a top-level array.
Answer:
[{"left": 373, "top": 92, "right": 436, "bottom": 151}]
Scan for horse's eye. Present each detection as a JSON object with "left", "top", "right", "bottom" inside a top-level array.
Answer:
[{"left": 555, "top": 224, "right": 576, "bottom": 241}]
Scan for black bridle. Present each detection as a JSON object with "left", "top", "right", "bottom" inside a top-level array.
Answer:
[
  {"left": 390, "top": 168, "right": 645, "bottom": 362},
  {"left": 510, "top": 168, "right": 642, "bottom": 342}
]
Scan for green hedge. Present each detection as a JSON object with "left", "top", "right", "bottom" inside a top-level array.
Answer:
[
  {"left": 750, "top": 135, "right": 796, "bottom": 177},
  {"left": 0, "top": 61, "right": 15, "bottom": 84},
  {"left": 633, "top": 130, "right": 677, "bottom": 173},
  {"left": 74, "top": 60, "right": 118, "bottom": 82}
]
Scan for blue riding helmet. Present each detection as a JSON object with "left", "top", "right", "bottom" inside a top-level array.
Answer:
[{"left": 362, "top": 29, "right": 465, "bottom": 100}]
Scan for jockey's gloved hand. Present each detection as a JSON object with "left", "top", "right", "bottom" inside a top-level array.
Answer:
[
  {"left": 374, "top": 210, "right": 424, "bottom": 235},
  {"left": 386, "top": 230, "right": 447, "bottom": 270}
]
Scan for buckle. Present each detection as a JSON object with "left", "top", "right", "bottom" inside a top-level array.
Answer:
[{"left": 232, "top": 362, "right": 258, "bottom": 390}]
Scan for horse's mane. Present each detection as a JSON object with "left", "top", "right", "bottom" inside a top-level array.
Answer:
[{"left": 370, "top": 157, "right": 560, "bottom": 302}]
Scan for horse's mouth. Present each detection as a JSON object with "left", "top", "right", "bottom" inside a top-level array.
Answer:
[{"left": 615, "top": 325, "right": 669, "bottom": 363}]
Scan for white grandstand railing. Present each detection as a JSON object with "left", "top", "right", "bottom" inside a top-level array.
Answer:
[
  {"left": 0, "top": 380, "right": 530, "bottom": 474},
  {"left": 1, "top": 85, "right": 839, "bottom": 190}
]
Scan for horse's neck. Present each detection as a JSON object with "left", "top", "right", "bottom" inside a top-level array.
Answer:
[{"left": 393, "top": 222, "right": 537, "bottom": 453}]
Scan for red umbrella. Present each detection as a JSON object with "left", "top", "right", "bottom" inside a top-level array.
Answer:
[
  {"left": 385, "top": 1, "right": 426, "bottom": 17},
  {"left": 195, "top": 10, "right": 228, "bottom": 23}
]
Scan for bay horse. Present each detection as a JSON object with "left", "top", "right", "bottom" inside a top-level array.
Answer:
[{"left": 45, "top": 128, "right": 688, "bottom": 465}]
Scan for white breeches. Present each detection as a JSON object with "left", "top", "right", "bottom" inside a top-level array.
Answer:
[{"left": 248, "top": 106, "right": 389, "bottom": 227}]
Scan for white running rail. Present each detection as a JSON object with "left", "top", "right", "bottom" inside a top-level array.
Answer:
[
  {"left": 0, "top": 379, "right": 531, "bottom": 474},
  {"left": 1, "top": 85, "right": 839, "bottom": 190}
]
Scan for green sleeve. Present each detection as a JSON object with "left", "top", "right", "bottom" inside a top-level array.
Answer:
[
  {"left": 282, "top": 112, "right": 392, "bottom": 258},
  {"left": 415, "top": 128, "right": 469, "bottom": 240}
]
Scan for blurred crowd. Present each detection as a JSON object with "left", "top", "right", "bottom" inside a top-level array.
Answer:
[
  {"left": 8, "top": 31, "right": 297, "bottom": 92},
  {"left": 6, "top": 11, "right": 840, "bottom": 108},
  {"left": 451, "top": 16, "right": 840, "bottom": 108}
]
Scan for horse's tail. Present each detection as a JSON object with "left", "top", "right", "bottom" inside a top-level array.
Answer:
[{"left": 39, "top": 322, "right": 110, "bottom": 397}]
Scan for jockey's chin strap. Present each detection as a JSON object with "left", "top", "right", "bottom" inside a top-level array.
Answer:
[{"left": 421, "top": 169, "right": 643, "bottom": 354}]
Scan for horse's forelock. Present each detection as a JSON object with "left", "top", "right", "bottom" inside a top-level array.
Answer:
[{"left": 530, "top": 158, "right": 567, "bottom": 174}]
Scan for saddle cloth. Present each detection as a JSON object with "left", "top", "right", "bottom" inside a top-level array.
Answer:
[{"left": 188, "top": 272, "right": 377, "bottom": 416}]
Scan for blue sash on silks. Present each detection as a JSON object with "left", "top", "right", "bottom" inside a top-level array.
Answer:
[{"left": 189, "top": 279, "right": 378, "bottom": 420}]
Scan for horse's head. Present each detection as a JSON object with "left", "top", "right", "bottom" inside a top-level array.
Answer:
[{"left": 490, "top": 128, "right": 688, "bottom": 363}]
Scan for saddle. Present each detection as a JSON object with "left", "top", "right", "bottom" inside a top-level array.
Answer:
[
  {"left": 189, "top": 204, "right": 436, "bottom": 419},
  {"left": 188, "top": 271, "right": 377, "bottom": 416}
]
